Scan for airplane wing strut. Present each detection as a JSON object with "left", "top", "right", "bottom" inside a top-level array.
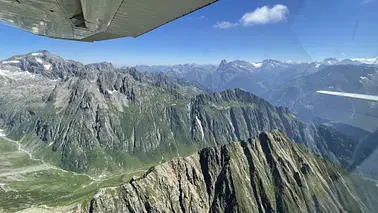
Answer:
[{"left": 317, "top": 90, "right": 378, "bottom": 102}]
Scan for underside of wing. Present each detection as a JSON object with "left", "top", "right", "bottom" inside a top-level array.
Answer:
[
  {"left": 317, "top": 90, "right": 378, "bottom": 102},
  {"left": 0, "top": 0, "right": 218, "bottom": 42}
]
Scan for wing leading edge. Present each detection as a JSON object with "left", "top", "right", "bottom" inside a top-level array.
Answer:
[
  {"left": 0, "top": 0, "right": 218, "bottom": 42},
  {"left": 317, "top": 90, "right": 378, "bottom": 102}
]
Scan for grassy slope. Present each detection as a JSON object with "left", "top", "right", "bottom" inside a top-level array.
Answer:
[{"left": 0, "top": 137, "right": 145, "bottom": 212}]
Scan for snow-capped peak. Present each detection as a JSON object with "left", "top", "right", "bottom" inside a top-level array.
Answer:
[
  {"left": 216, "top": 60, "right": 256, "bottom": 73},
  {"left": 0, "top": 50, "right": 58, "bottom": 72},
  {"left": 322, "top": 58, "right": 339, "bottom": 65},
  {"left": 259, "top": 59, "right": 286, "bottom": 69}
]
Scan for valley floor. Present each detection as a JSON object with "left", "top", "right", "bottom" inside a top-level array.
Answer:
[{"left": 0, "top": 131, "right": 145, "bottom": 213}]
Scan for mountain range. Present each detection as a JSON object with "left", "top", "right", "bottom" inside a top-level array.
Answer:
[
  {"left": 265, "top": 64, "right": 378, "bottom": 132},
  {"left": 0, "top": 51, "right": 361, "bottom": 175},
  {"left": 136, "top": 57, "right": 378, "bottom": 137},
  {"left": 0, "top": 51, "right": 377, "bottom": 212},
  {"left": 135, "top": 57, "right": 378, "bottom": 185},
  {"left": 134, "top": 57, "right": 368, "bottom": 95}
]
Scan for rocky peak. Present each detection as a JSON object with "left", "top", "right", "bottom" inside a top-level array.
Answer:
[
  {"left": 0, "top": 50, "right": 84, "bottom": 79},
  {"left": 219, "top": 59, "right": 228, "bottom": 67},
  {"left": 262, "top": 59, "right": 282, "bottom": 64},
  {"left": 84, "top": 62, "right": 114, "bottom": 71},
  {"left": 4, "top": 50, "right": 63, "bottom": 65},
  {"left": 216, "top": 60, "right": 255, "bottom": 75},
  {"left": 257, "top": 59, "right": 288, "bottom": 71},
  {"left": 322, "top": 57, "right": 339, "bottom": 65},
  {"left": 230, "top": 60, "right": 256, "bottom": 70}
]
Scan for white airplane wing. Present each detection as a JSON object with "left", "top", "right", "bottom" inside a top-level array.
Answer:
[
  {"left": 0, "top": 0, "right": 218, "bottom": 42},
  {"left": 317, "top": 90, "right": 378, "bottom": 102}
]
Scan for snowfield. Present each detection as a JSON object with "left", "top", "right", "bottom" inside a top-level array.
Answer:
[{"left": 0, "top": 129, "right": 5, "bottom": 137}]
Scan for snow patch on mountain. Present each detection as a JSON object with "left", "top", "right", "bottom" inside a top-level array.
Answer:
[
  {"left": 2, "top": 60, "right": 20, "bottom": 64},
  {"left": 44, "top": 64, "right": 52, "bottom": 70},
  {"left": 251, "top": 62, "right": 263, "bottom": 68},
  {"left": 0, "top": 69, "right": 36, "bottom": 80},
  {"left": 359, "top": 76, "right": 371, "bottom": 83},
  {"left": 195, "top": 116, "right": 205, "bottom": 140},
  {"left": 35, "top": 57, "right": 43, "bottom": 64},
  {"left": 31, "top": 52, "right": 43, "bottom": 56},
  {"left": 322, "top": 58, "right": 339, "bottom": 65},
  {"left": 360, "top": 76, "right": 368, "bottom": 81}
]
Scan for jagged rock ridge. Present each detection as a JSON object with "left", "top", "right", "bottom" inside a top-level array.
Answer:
[{"left": 86, "top": 131, "right": 378, "bottom": 213}]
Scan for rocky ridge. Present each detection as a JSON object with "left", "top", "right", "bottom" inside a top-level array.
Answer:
[{"left": 85, "top": 130, "right": 378, "bottom": 213}]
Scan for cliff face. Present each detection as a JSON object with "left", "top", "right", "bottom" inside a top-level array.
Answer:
[
  {"left": 188, "top": 89, "right": 358, "bottom": 168},
  {"left": 86, "top": 131, "right": 378, "bottom": 213},
  {"left": 3, "top": 79, "right": 355, "bottom": 174}
]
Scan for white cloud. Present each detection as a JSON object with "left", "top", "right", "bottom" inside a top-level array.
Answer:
[
  {"left": 351, "top": 57, "right": 378, "bottom": 64},
  {"left": 214, "top": 5, "right": 289, "bottom": 30},
  {"left": 361, "top": 0, "right": 375, "bottom": 5},
  {"left": 240, "top": 5, "right": 289, "bottom": 26},
  {"left": 213, "top": 21, "right": 239, "bottom": 29}
]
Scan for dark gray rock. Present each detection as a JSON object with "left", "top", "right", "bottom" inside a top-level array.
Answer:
[{"left": 85, "top": 131, "right": 378, "bottom": 213}]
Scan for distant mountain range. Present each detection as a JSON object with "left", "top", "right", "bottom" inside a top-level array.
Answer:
[
  {"left": 134, "top": 57, "right": 372, "bottom": 95},
  {"left": 264, "top": 64, "right": 378, "bottom": 132},
  {"left": 135, "top": 58, "right": 378, "bottom": 132},
  {"left": 134, "top": 57, "right": 368, "bottom": 74}
]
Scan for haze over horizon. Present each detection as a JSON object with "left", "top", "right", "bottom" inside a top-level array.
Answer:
[{"left": 1, "top": 50, "right": 377, "bottom": 68}]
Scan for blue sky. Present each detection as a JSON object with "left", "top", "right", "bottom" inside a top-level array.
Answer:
[{"left": 0, "top": 0, "right": 377, "bottom": 66}]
